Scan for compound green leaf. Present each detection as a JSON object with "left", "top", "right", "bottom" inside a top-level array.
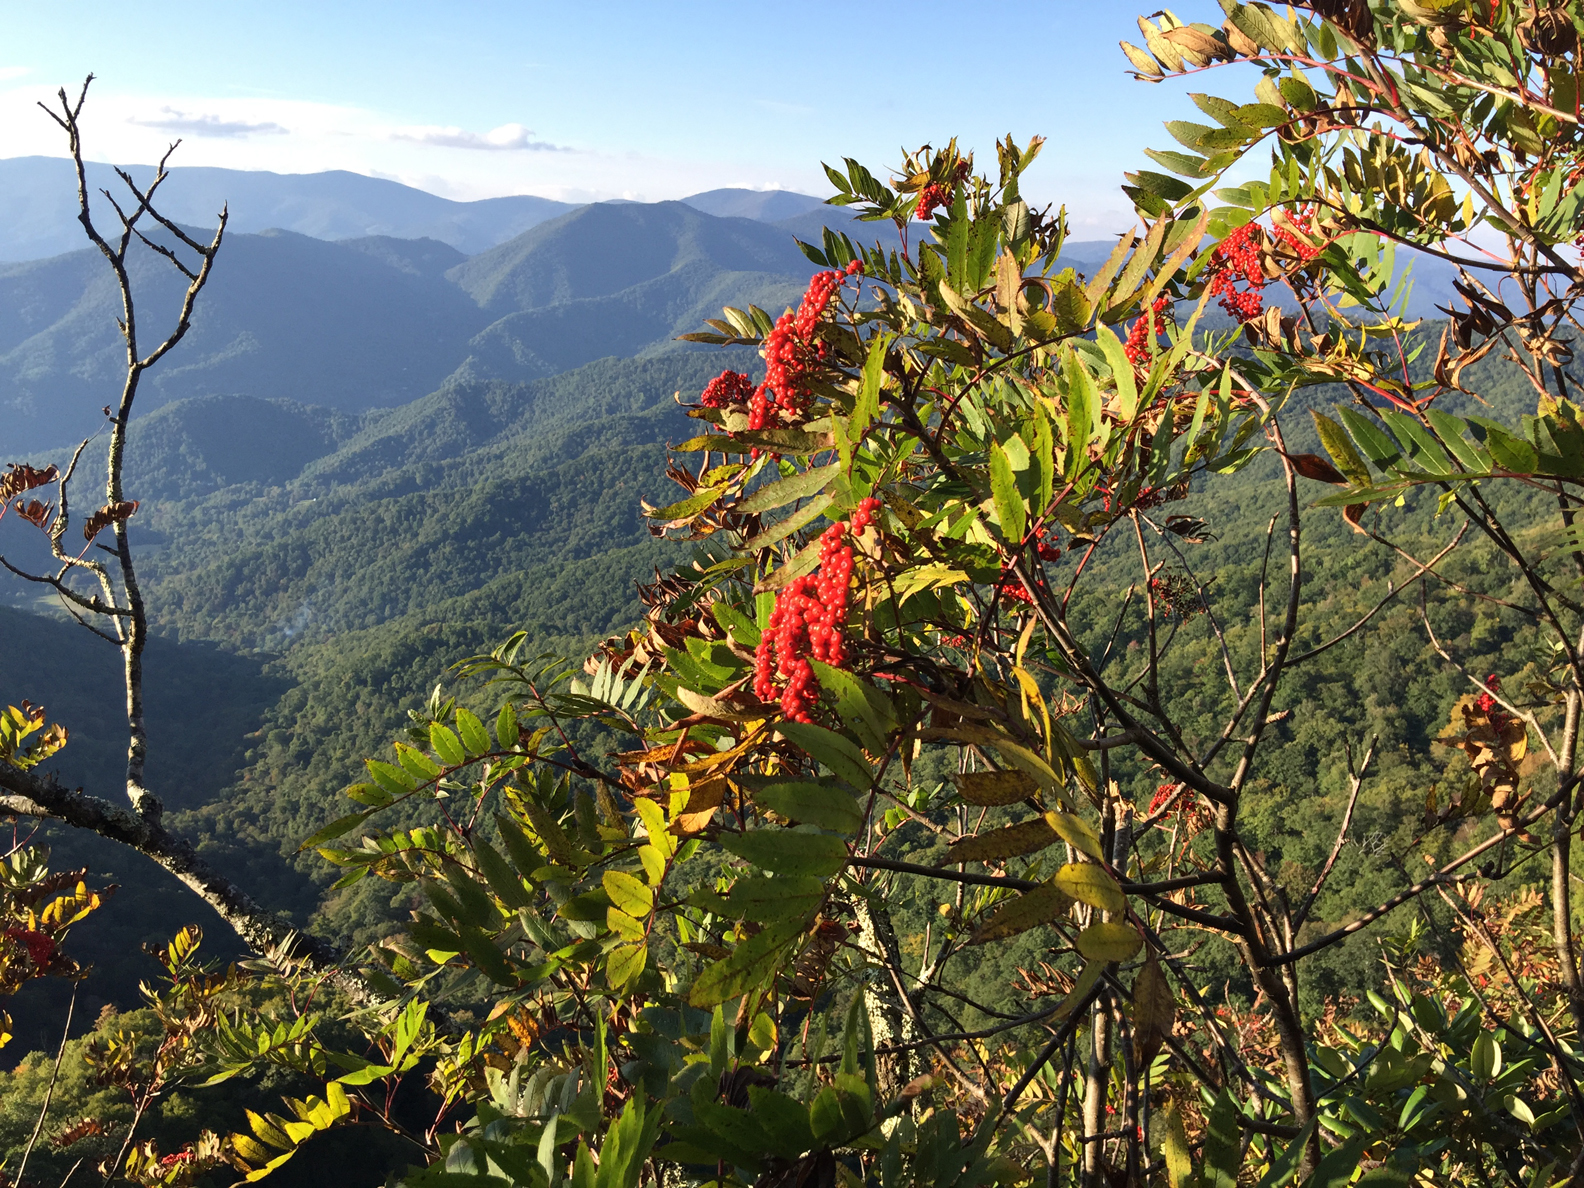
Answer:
[
  {"left": 989, "top": 440, "right": 1027, "bottom": 544},
  {"left": 776, "top": 720, "right": 874, "bottom": 789},
  {"left": 689, "top": 918, "right": 806, "bottom": 1007},
  {"left": 751, "top": 781, "right": 865, "bottom": 834},
  {"left": 971, "top": 881, "right": 1073, "bottom": 943},
  {"left": 721, "top": 829, "right": 848, "bottom": 878}
]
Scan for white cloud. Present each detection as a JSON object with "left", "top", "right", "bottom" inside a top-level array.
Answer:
[
  {"left": 0, "top": 67, "right": 29, "bottom": 82},
  {"left": 389, "top": 122, "right": 567, "bottom": 152},
  {"left": 127, "top": 107, "right": 287, "bottom": 138},
  {"left": 0, "top": 84, "right": 845, "bottom": 212}
]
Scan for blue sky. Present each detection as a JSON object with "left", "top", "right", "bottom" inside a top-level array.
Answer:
[{"left": 1, "top": 1, "right": 1233, "bottom": 232}]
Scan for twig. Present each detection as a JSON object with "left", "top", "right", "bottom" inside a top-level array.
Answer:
[
  {"left": 17, "top": 986, "right": 77, "bottom": 1185},
  {"left": 1292, "top": 737, "right": 1375, "bottom": 932}
]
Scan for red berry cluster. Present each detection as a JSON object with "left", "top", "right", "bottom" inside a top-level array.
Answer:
[
  {"left": 1475, "top": 674, "right": 1502, "bottom": 717},
  {"left": 748, "top": 261, "right": 865, "bottom": 431},
  {"left": 1123, "top": 295, "right": 1172, "bottom": 369},
  {"left": 917, "top": 183, "right": 949, "bottom": 222},
  {"left": 753, "top": 497, "right": 882, "bottom": 722},
  {"left": 3, "top": 926, "right": 56, "bottom": 966},
  {"left": 1207, "top": 222, "right": 1266, "bottom": 323},
  {"left": 998, "top": 578, "right": 1035, "bottom": 606},
  {"left": 159, "top": 1151, "right": 196, "bottom": 1169},
  {"left": 1036, "top": 528, "right": 1063, "bottom": 563},
  {"left": 700, "top": 369, "right": 756, "bottom": 408},
  {"left": 1148, "top": 781, "right": 1209, "bottom": 836},
  {"left": 1147, "top": 781, "right": 1181, "bottom": 815}
]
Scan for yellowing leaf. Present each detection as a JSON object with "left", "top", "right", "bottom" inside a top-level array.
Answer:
[
  {"left": 953, "top": 769, "right": 1038, "bottom": 806},
  {"left": 1075, "top": 921, "right": 1142, "bottom": 961},
  {"left": 971, "top": 881, "right": 1074, "bottom": 943},
  {"left": 1045, "top": 811, "right": 1104, "bottom": 860},
  {"left": 1162, "top": 1104, "right": 1192, "bottom": 1188},
  {"left": 607, "top": 942, "right": 648, "bottom": 989},
  {"left": 1054, "top": 862, "right": 1126, "bottom": 913},
  {"left": 673, "top": 776, "right": 726, "bottom": 836},
  {"left": 603, "top": 870, "right": 654, "bottom": 918},
  {"left": 944, "top": 817, "right": 1060, "bottom": 865}
]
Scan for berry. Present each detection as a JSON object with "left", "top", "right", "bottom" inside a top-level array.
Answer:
[
  {"left": 1476, "top": 674, "right": 1501, "bottom": 715},
  {"left": 752, "top": 498, "right": 881, "bottom": 721},
  {"left": 1207, "top": 222, "right": 1265, "bottom": 324},
  {"left": 4, "top": 926, "right": 55, "bottom": 966},
  {"left": 1124, "top": 294, "right": 1172, "bottom": 369},
  {"left": 748, "top": 263, "right": 865, "bottom": 432},
  {"left": 998, "top": 579, "right": 1035, "bottom": 606},
  {"left": 700, "top": 370, "right": 755, "bottom": 408},
  {"left": 917, "top": 182, "right": 949, "bottom": 222}
]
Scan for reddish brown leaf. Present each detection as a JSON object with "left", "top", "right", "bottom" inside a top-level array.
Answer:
[
  {"left": 1282, "top": 452, "right": 1348, "bottom": 484},
  {"left": 15, "top": 499, "right": 54, "bottom": 531},
  {"left": 82, "top": 500, "right": 139, "bottom": 541},
  {"left": 0, "top": 463, "right": 58, "bottom": 501}
]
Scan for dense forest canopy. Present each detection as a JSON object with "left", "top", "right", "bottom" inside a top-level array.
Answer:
[{"left": 8, "top": 3, "right": 1584, "bottom": 1186}]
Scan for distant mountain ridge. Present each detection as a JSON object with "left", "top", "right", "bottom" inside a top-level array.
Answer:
[
  {"left": 0, "top": 157, "right": 823, "bottom": 261},
  {"left": 0, "top": 198, "right": 863, "bottom": 453}
]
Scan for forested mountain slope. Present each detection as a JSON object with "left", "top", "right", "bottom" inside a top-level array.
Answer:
[{"left": 0, "top": 198, "right": 855, "bottom": 452}]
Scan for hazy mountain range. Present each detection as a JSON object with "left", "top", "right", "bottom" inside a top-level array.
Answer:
[{"left": 0, "top": 157, "right": 827, "bottom": 261}]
